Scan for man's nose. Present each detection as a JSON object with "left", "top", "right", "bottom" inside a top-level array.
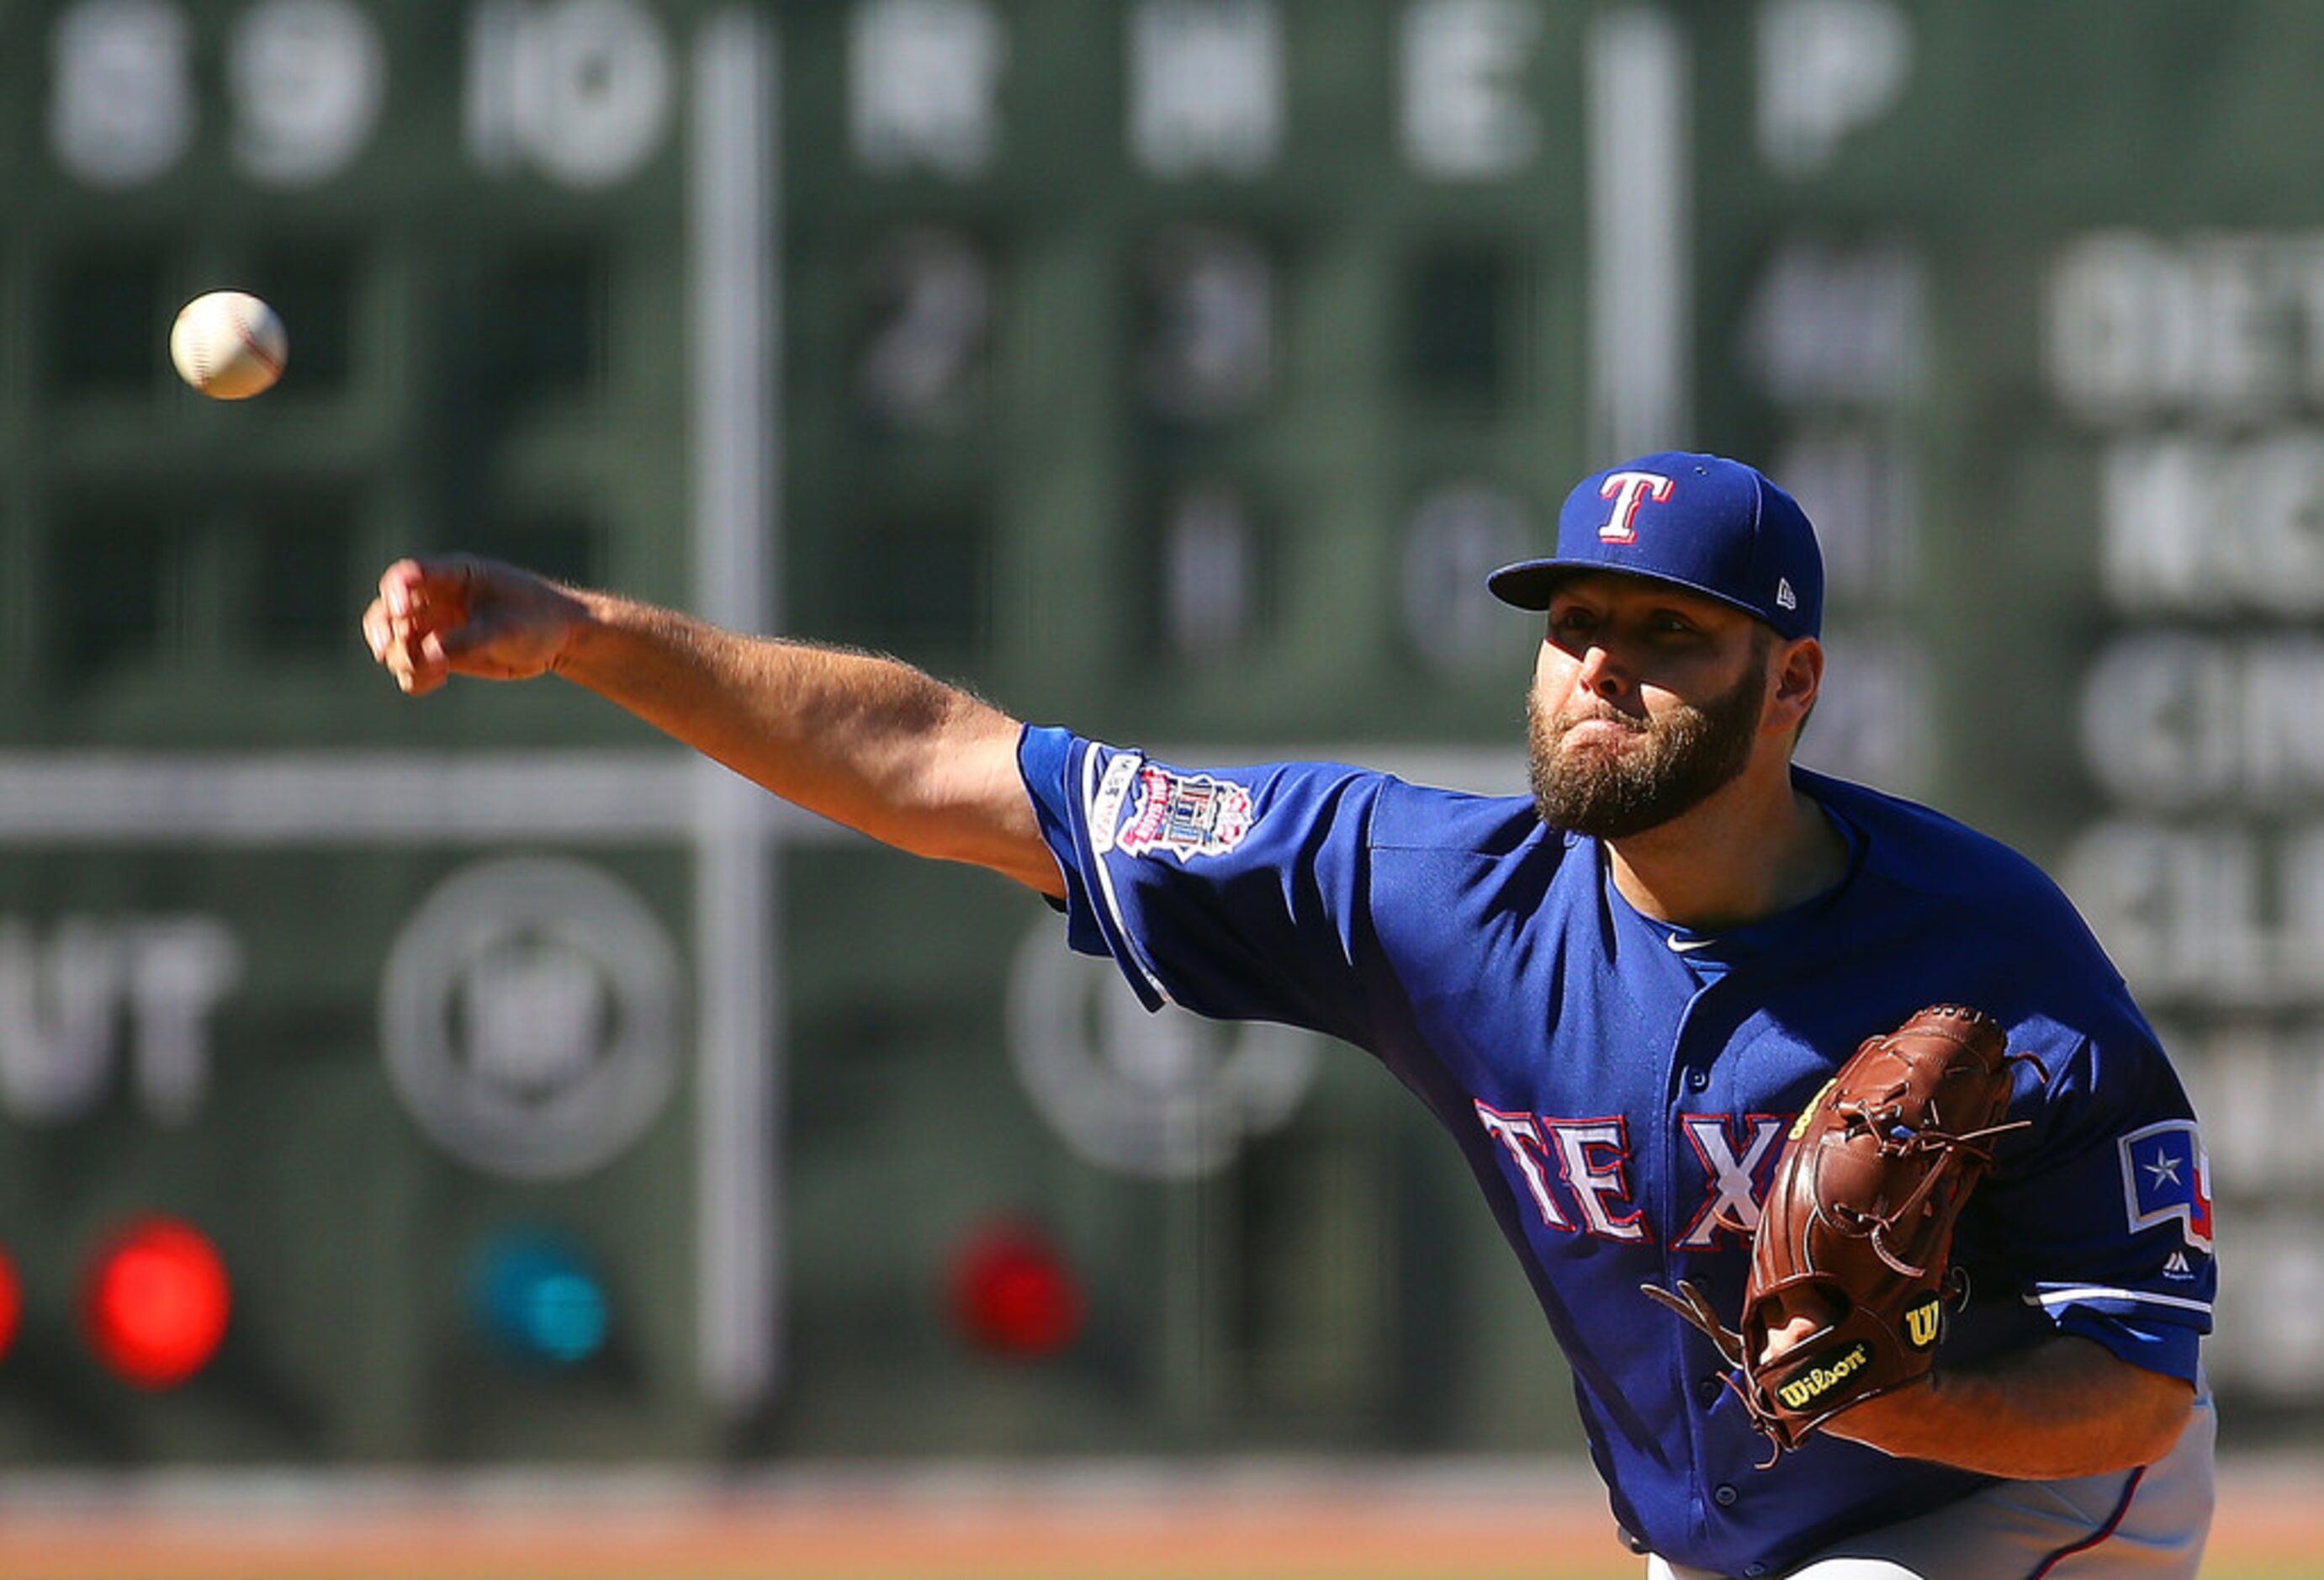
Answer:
[{"left": 1574, "top": 641, "right": 1631, "bottom": 699}]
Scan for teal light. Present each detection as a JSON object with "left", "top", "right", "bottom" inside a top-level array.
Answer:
[
  {"left": 470, "top": 1227, "right": 611, "bottom": 1368},
  {"left": 521, "top": 1270, "right": 608, "bottom": 1363}
]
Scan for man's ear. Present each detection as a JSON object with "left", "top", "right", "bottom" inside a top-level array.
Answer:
[{"left": 1771, "top": 637, "right": 1824, "bottom": 732}]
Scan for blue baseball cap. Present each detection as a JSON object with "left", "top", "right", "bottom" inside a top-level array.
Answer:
[{"left": 1486, "top": 452, "right": 1824, "bottom": 641}]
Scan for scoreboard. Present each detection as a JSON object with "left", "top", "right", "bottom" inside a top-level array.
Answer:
[
  {"left": 1, "top": 0, "right": 749, "bottom": 1461},
  {"left": 0, "top": 0, "right": 2314, "bottom": 1463},
  {"left": 1686, "top": 0, "right": 2324, "bottom": 1435}
]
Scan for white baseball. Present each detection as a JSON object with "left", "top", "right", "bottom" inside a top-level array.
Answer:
[{"left": 170, "top": 291, "right": 289, "bottom": 400}]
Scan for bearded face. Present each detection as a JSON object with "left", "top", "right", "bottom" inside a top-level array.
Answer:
[{"left": 1527, "top": 633, "right": 1772, "bottom": 840}]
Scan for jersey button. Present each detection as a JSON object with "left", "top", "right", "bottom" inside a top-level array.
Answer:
[
  {"left": 1713, "top": 1483, "right": 1739, "bottom": 1508},
  {"left": 1685, "top": 1067, "right": 1710, "bottom": 1092},
  {"left": 1697, "top": 1375, "right": 1723, "bottom": 1406},
  {"left": 1745, "top": 1565, "right": 1768, "bottom": 1577}
]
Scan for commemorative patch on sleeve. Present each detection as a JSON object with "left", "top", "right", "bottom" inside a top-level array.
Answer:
[
  {"left": 1115, "top": 766, "right": 1255, "bottom": 861},
  {"left": 2119, "top": 1119, "right": 2213, "bottom": 1252}
]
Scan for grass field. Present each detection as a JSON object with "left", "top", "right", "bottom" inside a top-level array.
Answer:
[{"left": 0, "top": 1459, "right": 2316, "bottom": 1578}]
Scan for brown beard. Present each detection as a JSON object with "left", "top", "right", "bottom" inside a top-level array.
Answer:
[{"left": 1527, "top": 635, "right": 1771, "bottom": 840}]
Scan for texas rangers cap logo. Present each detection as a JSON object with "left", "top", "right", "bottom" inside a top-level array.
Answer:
[{"left": 1597, "top": 470, "right": 1675, "bottom": 544}]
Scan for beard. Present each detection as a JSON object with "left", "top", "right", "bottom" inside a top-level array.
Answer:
[{"left": 1527, "top": 639, "right": 1771, "bottom": 840}]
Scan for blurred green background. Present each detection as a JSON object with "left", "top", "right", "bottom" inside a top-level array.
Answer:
[{"left": 0, "top": 0, "right": 2311, "bottom": 1501}]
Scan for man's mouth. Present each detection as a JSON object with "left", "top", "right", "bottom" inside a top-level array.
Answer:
[{"left": 1558, "top": 713, "right": 1645, "bottom": 743}]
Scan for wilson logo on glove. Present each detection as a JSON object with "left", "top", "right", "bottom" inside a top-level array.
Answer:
[
  {"left": 1775, "top": 1343, "right": 1871, "bottom": 1411},
  {"left": 1905, "top": 1296, "right": 1944, "bottom": 1350}
]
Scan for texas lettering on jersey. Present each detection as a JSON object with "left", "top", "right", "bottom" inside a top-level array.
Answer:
[
  {"left": 1480, "top": 1100, "right": 2210, "bottom": 1262},
  {"left": 1476, "top": 1103, "right": 1789, "bottom": 1250}
]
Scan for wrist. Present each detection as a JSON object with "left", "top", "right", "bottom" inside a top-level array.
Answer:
[
  {"left": 1824, "top": 1372, "right": 1941, "bottom": 1455},
  {"left": 543, "top": 584, "right": 624, "bottom": 681}
]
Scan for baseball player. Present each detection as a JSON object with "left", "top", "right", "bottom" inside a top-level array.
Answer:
[{"left": 365, "top": 452, "right": 2215, "bottom": 1578}]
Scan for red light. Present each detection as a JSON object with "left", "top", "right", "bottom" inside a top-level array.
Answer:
[
  {"left": 946, "top": 1219, "right": 1084, "bottom": 1359},
  {"left": 85, "top": 1218, "right": 231, "bottom": 1389},
  {"left": 0, "top": 1247, "right": 19, "bottom": 1362}
]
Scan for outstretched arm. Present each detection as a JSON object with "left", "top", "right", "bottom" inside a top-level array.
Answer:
[{"left": 362, "top": 556, "right": 1066, "bottom": 897}]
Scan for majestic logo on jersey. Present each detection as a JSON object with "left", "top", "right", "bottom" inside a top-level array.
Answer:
[
  {"left": 1774, "top": 1342, "right": 1871, "bottom": 1411},
  {"left": 1116, "top": 767, "right": 1255, "bottom": 862},
  {"left": 1904, "top": 1296, "right": 1943, "bottom": 1350},
  {"left": 1597, "top": 470, "right": 1675, "bottom": 543},
  {"left": 2120, "top": 1119, "right": 2212, "bottom": 1251}
]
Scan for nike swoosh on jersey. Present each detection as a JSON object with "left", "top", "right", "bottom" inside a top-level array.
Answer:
[{"left": 1665, "top": 934, "right": 1719, "bottom": 953}]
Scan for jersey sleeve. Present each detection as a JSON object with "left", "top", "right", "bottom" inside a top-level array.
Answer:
[
  {"left": 1974, "top": 1021, "right": 2215, "bottom": 1383},
  {"left": 1018, "top": 725, "right": 1386, "bottom": 1047}
]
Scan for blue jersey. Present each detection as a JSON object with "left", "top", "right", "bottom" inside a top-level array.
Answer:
[{"left": 1019, "top": 727, "right": 2215, "bottom": 1579}]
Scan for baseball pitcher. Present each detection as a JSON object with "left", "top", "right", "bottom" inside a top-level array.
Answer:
[{"left": 365, "top": 452, "right": 2214, "bottom": 1578}]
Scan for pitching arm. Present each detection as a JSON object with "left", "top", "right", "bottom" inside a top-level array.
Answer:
[
  {"left": 362, "top": 555, "right": 1065, "bottom": 898},
  {"left": 1818, "top": 1334, "right": 2194, "bottom": 1477}
]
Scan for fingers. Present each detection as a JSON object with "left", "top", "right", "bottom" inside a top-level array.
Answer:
[
  {"left": 363, "top": 554, "right": 579, "bottom": 693},
  {"left": 1755, "top": 1287, "right": 1840, "bottom": 1365},
  {"left": 376, "top": 555, "right": 474, "bottom": 623},
  {"left": 362, "top": 597, "right": 450, "bottom": 694},
  {"left": 364, "top": 556, "right": 479, "bottom": 696},
  {"left": 1758, "top": 1311, "right": 1825, "bottom": 1366}
]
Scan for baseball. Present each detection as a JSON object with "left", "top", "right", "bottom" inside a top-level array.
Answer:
[{"left": 170, "top": 290, "right": 288, "bottom": 400}]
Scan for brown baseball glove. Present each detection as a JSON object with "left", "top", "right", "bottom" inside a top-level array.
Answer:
[{"left": 1644, "top": 1004, "right": 2039, "bottom": 1460}]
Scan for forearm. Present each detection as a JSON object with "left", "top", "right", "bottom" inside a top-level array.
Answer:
[
  {"left": 1824, "top": 1335, "right": 2194, "bottom": 1478},
  {"left": 554, "top": 590, "right": 1062, "bottom": 893}
]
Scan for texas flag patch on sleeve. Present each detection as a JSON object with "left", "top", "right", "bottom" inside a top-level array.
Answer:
[{"left": 2119, "top": 1119, "right": 2213, "bottom": 1253}]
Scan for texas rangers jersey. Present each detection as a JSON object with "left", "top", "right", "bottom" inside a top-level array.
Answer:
[{"left": 1018, "top": 726, "right": 2215, "bottom": 1579}]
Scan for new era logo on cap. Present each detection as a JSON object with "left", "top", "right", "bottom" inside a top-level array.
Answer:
[{"left": 1485, "top": 452, "right": 1826, "bottom": 642}]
